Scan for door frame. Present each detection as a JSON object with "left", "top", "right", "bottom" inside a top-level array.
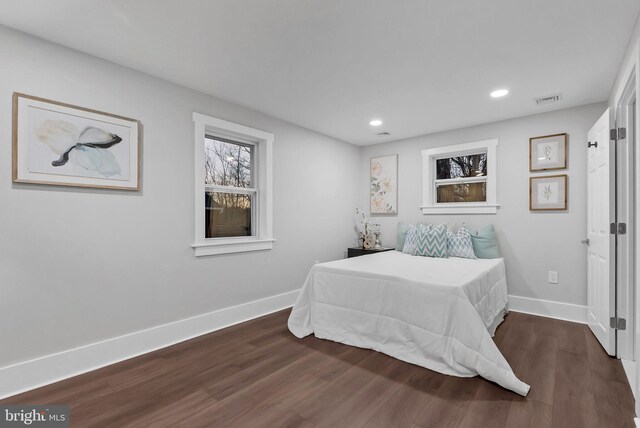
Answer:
[
  {"left": 611, "top": 53, "right": 640, "bottom": 414},
  {"left": 616, "top": 71, "right": 636, "bottom": 362}
]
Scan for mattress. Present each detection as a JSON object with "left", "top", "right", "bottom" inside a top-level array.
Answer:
[{"left": 288, "top": 250, "right": 529, "bottom": 396}]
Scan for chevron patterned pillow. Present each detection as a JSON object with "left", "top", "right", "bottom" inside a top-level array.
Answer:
[
  {"left": 413, "top": 224, "right": 448, "bottom": 258},
  {"left": 402, "top": 223, "right": 431, "bottom": 254},
  {"left": 447, "top": 225, "right": 477, "bottom": 259}
]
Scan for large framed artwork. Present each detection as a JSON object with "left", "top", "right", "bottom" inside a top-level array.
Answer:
[
  {"left": 529, "top": 133, "right": 567, "bottom": 172},
  {"left": 530, "top": 174, "right": 567, "bottom": 211},
  {"left": 12, "top": 93, "right": 141, "bottom": 190},
  {"left": 370, "top": 154, "right": 398, "bottom": 215}
]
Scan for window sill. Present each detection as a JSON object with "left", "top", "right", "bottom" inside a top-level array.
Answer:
[
  {"left": 192, "top": 238, "right": 275, "bottom": 257},
  {"left": 420, "top": 204, "right": 499, "bottom": 215}
]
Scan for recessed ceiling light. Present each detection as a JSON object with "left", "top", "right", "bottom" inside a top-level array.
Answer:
[
  {"left": 490, "top": 89, "right": 509, "bottom": 98},
  {"left": 369, "top": 119, "right": 383, "bottom": 126}
]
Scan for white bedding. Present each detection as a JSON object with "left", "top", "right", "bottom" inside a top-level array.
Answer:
[{"left": 288, "top": 250, "right": 530, "bottom": 396}]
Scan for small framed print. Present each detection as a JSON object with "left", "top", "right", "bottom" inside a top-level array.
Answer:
[
  {"left": 530, "top": 174, "right": 567, "bottom": 211},
  {"left": 529, "top": 133, "right": 567, "bottom": 171}
]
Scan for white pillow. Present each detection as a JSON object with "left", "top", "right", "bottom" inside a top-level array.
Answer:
[{"left": 447, "top": 225, "right": 477, "bottom": 259}]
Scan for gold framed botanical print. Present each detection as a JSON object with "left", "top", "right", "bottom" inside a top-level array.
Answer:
[
  {"left": 530, "top": 174, "right": 568, "bottom": 211},
  {"left": 529, "top": 133, "right": 567, "bottom": 172}
]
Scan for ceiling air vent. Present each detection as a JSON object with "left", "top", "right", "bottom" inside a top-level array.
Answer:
[
  {"left": 376, "top": 131, "right": 390, "bottom": 136},
  {"left": 535, "top": 94, "right": 562, "bottom": 105}
]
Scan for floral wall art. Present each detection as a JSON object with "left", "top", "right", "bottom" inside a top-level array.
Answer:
[
  {"left": 370, "top": 154, "right": 398, "bottom": 215},
  {"left": 13, "top": 93, "right": 141, "bottom": 190}
]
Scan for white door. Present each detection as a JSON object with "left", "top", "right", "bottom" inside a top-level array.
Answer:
[{"left": 587, "top": 108, "right": 616, "bottom": 355}]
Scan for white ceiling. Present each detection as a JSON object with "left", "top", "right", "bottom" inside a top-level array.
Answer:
[{"left": 1, "top": 0, "right": 639, "bottom": 145}]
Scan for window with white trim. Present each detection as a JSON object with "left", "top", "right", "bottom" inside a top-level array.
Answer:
[
  {"left": 193, "top": 113, "right": 274, "bottom": 256},
  {"left": 421, "top": 139, "right": 498, "bottom": 214}
]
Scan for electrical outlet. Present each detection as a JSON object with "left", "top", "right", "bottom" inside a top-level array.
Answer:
[{"left": 548, "top": 270, "right": 559, "bottom": 284}]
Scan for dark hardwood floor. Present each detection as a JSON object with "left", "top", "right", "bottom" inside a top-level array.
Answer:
[{"left": 2, "top": 310, "right": 635, "bottom": 427}]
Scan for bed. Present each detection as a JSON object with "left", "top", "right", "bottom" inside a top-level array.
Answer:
[{"left": 287, "top": 250, "right": 530, "bottom": 396}]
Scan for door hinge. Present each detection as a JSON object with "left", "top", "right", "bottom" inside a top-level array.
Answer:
[
  {"left": 610, "top": 317, "right": 627, "bottom": 330},
  {"left": 611, "top": 128, "right": 627, "bottom": 141},
  {"left": 611, "top": 222, "right": 627, "bottom": 235}
]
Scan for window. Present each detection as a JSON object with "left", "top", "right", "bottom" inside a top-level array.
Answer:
[
  {"left": 193, "top": 113, "right": 274, "bottom": 256},
  {"left": 205, "top": 137, "right": 254, "bottom": 238},
  {"left": 421, "top": 139, "right": 498, "bottom": 214},
  {"left": 435, "top": 153, "right": 487, "bottom": 203}
]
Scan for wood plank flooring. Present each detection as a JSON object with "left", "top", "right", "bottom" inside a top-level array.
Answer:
[{"left": 2, "top": 310, "right": 635, "bottom": 427}]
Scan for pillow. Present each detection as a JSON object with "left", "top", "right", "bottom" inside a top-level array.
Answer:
[
  {"left": 447, "top": 226, "right": 477, "bottom": 259},
  {"left": 413, "top": 224, "right": 448, "bottom": 258},
  {"left": 396, "top": 223, "right": 409, "bottom": 251},
  {"left": 402, "top": 224, "right": 429, "bottom": 254},
  {"left": 469, "top": 224, "right": 501, "bottom": 259}
]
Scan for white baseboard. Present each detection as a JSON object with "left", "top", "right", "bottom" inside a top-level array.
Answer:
[
  {"left": 508, "top": 295, "right": 587, "bottom": 324},
  {"left": 0, "top": 289, "right": 300, "bottom": 400},
  {"left": 622, "top": 359, "right": 637, "bottom": 399}
]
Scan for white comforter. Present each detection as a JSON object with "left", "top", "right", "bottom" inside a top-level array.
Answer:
[{"left": 288, "top": 251, "right": 529, "bottom": 396}]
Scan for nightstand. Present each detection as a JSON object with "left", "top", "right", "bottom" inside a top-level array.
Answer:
[{"left": 347, "top": 247, "right": 394, "bottom": 258}]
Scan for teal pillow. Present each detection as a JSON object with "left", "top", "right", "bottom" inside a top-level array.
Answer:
[
  {"left": 469, "top": 224, "right": 500, "bottom": 259},
  {"left": 396, "top": 223, "right": 409, "bottom": 251},
  {"left": 413, "top": 224, "right": 448, "bottom": 258}
]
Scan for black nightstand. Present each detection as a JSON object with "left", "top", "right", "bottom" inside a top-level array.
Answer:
[{"left": 347, "top": 247, "right": 394, "bottom": 258}]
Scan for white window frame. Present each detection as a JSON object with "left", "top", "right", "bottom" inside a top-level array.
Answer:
[
  {"left": 192, "top": 112, "right": 274, "bottom": 256},
  {"left": 421, "top": 139, "right": 499, "bottom": 215}
]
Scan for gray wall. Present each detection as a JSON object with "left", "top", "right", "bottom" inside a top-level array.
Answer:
[
  {"left": 0, "top": 26, "right": 360, "bottom": 367},
  {"left": 609, "top": 13, "right": 639, "bottom": 107},
  {"left": 0, "top": 23, "right": 612, "bottom": 370},
  {"left": 360, "top": 103, "right": 606, "bottom": 306}
]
